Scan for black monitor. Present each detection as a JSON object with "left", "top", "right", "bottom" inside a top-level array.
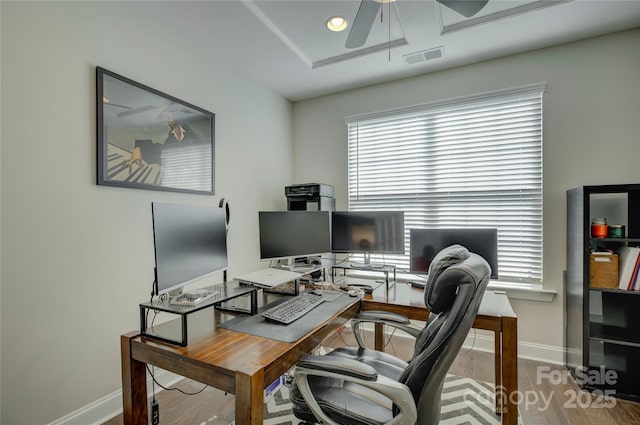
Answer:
[
  {"left": 409, "top": 228, "right": 498, "bottom": 279},
  {"left": 258, "top": 211, "right": 331, "bottom": 261},
  {"left": 152, "top": 202, "right": 228, "bottom": 295},
  {"left": 331, "top": 211, "right": 405, "bottom": 262}
]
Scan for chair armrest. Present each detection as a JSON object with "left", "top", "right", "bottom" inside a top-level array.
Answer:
[
  {"left": 297, "top": 354, "right": 377, "bottom": 381},
  {"left": 356, "top": 310, "right": 411, "bottom": 324},
  {"left": 294, "top": 355, "right": 417, "bottom": 425},
  {"left": 351, "top": 310, "right": 421, "bottom": 348}
]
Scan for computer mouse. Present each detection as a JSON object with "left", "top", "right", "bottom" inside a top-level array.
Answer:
[
  {"left": 310, "top": 289, "right": 323, "bottom": 296},
  {"left": 348, "top": 290, "right": 358, "bottom": 297}
]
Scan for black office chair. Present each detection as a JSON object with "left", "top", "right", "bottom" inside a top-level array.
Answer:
[{"left": 290, "top": 244, "right": 491, "bottom": 425}]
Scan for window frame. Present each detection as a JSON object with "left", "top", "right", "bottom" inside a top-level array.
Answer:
[{"left": 345, "top": 84, "right": 546, "bottom": 286}]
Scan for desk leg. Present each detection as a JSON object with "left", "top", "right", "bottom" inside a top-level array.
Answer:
[
  {"left": 494, "top": 330, "right": 503, "bottom": 415},
  {"left": 121, "top": 333, "right": 147, "bottom": 425},
  {"left": 235, "top": 370, "right": 264, "bottom": 425},
  {"left": 501, "top": 316, "right": 518, "bottom": 425},
  {"left": 374, "top": 323, "right": 384, "bottom": 351}
]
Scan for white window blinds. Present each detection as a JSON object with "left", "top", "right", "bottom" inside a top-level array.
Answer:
[{"left": 347, "top": 85, "right": 544, "bottom": 284}]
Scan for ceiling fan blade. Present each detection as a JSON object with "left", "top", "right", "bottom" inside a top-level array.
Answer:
[
  {"left": 345, "top": 0, "right": 381, "bottom": 49},
  {"left": 437, "top": 0, "right": 489, "bottom": 18}
]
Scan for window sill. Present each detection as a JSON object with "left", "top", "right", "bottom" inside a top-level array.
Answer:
[
  {"left": 487, "top": 281, "right": 556, "bottom": 302},
  {"left": 343, "top": 270, "right": 557, "bottom": 302}
]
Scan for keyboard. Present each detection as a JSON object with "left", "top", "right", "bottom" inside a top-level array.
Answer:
[{"left": 260, "top": 292, "right": 325, "bottom": 324}]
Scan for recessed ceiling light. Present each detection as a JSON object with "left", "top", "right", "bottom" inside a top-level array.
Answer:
[{"left": 326, "top": 16, "right": 347, "bottom": 32}]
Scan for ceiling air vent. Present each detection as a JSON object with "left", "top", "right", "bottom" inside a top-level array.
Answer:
[{"left": 404, "top": 46, "right": 444, "bottom": 65}]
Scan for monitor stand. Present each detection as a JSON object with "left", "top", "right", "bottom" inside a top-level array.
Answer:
[
  {"left": 278, "top": 258, "right": 297, "bottom": 271},
  {"left": 363, "top": 251, "right": 371, "bottom": 265},
  {"left": 279, "top": 257, "right": 311, "bottom": 271},
  {"left": 349, "top": 252, "right": 384, "bottom": 269}
]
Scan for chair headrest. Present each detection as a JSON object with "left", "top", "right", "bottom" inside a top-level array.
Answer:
[
  {"left": 424, "top": 245, "right": 485, "bottom": 313},
  {"left": 426, "top": 244, "right": 470, "bottom": 285}
]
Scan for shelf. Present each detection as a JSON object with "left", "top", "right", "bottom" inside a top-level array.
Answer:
[
  {"left": 589, "top": 291, "right": 640, "bottom": 344},
  {"left": 588, "top": 339, "right": 640, "bottom": 398},
  {"left": 589, "top": 336, "right": 640, "bottom": 349},
  {"left": 332, "top": 263, "right": 396, "bottom": 291},
  {"left": 589, "top": 238, "right": 640, "bottom": 243},
  {"left": 139, "top": 282, "right": 258, "bottom": 346},
  {"left": 590, "top": 287, "right": 640, "bottom": 295},
  {"left": 589, "top": 323, "right": 640, "bottom": 346}
]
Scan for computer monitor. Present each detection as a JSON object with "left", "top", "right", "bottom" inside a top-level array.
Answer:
[
  {"left": 258, "top": 211, "right": 331, "bottom": 261},
  {"left": 331, "top": 211, "right": 405, "bottom": 263},
  {"left": 409, "top": 228, "right": 498, "bottom": 279},
  {"left": 152, "top": 202, "right": 228, "bottom": 295}
]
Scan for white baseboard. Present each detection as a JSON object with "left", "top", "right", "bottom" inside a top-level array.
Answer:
[
  {"left": 47, "top": 369, "right": 183, "bottom": 425},
  {"left": 48, "top": 334, "right": 564, "bottom": 425},
  {"left": 462, "top": 329, "right": 565, "bottom": 365}
]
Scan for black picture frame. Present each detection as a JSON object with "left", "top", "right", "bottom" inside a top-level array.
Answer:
[{"left": 97, "top": 67, "right": 215, "bottom": 195}]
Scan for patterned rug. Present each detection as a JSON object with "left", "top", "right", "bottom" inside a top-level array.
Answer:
[{"left": 263, "top": 375, "right": 510, "bottom": 425}]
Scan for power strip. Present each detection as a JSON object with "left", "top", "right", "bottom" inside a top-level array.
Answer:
[{"left": 151, "top": 399, "right": 159, "bottom": 425}]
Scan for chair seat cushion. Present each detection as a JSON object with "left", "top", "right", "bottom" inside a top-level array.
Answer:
[
  {"left": 291, "top": 376, "right": 393, "bottom": 425},
  {"left": 290, "top": 347, "right": 409, "bottom": 425}
]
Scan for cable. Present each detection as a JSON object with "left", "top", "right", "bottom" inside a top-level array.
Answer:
[
  {"left": 388, "top": 0, "right": 391, "bottom": 61},
  {"left": 333, "top": 254, "right": 355, "bottom": 267},
  {"left": 146, "top": 365, "right": 209, "bottom": 396},
  {"left": 146, "top": 293, "right": 167, "bottom": 332},
  {"left": 151, "top": 365, "right": 156, "bottom": 398},
  {"left": 336, "top": 327, "right": 349, "bottom": 345},
  {"left": 145, "top": 279, "right": 158, "bottom": 328},
  {"left": 384, "top": 327, "right": 397, "bottom": 347},
  {"left": 459, "top": 329, "right": 477, "bottom": 355}
]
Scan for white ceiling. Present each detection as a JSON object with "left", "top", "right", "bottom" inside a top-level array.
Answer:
[{"left": 148, "top": 0, "right": 640, "bottom": 101}]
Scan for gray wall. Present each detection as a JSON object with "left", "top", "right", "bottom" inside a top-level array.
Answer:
[
  {"left": 1, "top": 2, "right": 293, "bottom": 423},
  {"left": 292, "top": 28, "right": 640, "bottom": 353}
]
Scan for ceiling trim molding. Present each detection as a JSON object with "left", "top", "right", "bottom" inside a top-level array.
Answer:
[
  {"left": 312, "top": 38, "right": 409, "bottom": 69},
  {"left": 242, "top": 0, "right": 313, "bottom": 68},
  {"left": 440, "top": 0, "right": 573, "bottom": 34}
]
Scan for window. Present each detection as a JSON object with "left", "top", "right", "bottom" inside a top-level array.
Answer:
[{"left": 347, "top": 84, "right": 544, "bottom": 284}]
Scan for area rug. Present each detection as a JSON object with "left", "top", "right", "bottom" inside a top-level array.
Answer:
[{"left": 263, "top": 374, "right": 513, "bottom": 425}]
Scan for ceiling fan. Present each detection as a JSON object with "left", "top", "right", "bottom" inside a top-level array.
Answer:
[{"left": 345, "top": 0, "right": 490, "bottom": 48}]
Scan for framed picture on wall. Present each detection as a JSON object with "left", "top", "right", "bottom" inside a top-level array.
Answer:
[{"left": 96, "top": 66, "right": 215, "bottom": 195}]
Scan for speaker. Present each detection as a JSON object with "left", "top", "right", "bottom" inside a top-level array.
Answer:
[{"left": 218, "top": 198, "right": 230, "bottom": 230}]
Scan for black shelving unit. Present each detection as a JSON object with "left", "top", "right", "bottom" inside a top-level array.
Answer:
[{"left": 566, "top": 184, "right": 640, "bottom": 401}]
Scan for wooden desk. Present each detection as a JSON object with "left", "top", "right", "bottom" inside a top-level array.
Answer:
[
  {"left": 121, "top": 286, "right": 517, "bottom": 425},
  {"left": 362, "top": 284, "right": 518, "bottom": 425},
  {"left": 121, "top": 295, "right": 360, "bottom": 425}
]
